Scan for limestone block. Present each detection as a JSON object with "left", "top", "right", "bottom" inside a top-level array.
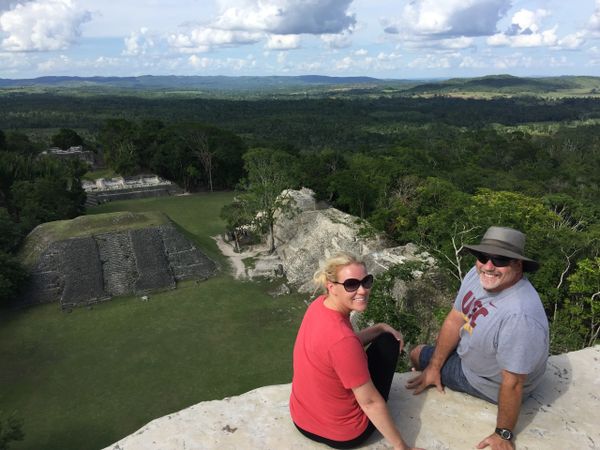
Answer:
[{"left": 103, "top": 346, "right": 600, "bottom": 450}]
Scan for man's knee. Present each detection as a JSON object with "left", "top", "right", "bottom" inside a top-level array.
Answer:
[{"left": 409, "top": 344, "right": 426, "bottom": 370}]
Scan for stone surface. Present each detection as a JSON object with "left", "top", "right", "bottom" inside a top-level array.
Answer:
[
  {"left": 268, "top": 189, "right": 435, "bottom": 293},
  {"left": 104, "top": 346, "right": 600, "bottom": 450}
]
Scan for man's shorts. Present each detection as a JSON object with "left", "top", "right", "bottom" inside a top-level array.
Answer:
[{"left": 418, "top": 345, "right": 495, "bottom": 403}]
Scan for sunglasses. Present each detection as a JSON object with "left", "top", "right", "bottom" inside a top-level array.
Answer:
[
  {"left": 331, "top": 274, "right": 374, "bottom": 292},
  {"left": 471, "top": 251, "right": 514, "bottom": 268}
]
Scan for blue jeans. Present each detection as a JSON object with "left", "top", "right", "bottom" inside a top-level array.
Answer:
[{"left": 418, "top": 345, "right": 494, "bottom": 403}]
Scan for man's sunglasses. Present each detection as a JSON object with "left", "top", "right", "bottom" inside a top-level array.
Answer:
[
  {"left": 471, "top": 251, "right": 514, "bottom": 268},
  {"left": 331, "top": 274, "right": 374, "bottom": 292}
]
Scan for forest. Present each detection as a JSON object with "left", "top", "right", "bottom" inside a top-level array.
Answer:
[{"left": 1, "top": 77, "right": 599, "bottom": 356}]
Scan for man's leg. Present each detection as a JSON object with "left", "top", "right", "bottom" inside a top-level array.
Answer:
[{"left": 411, "top": 344, "right": 494, "bottom": 403}]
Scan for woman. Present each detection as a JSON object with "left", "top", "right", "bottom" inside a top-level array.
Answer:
[{"left": 290, "top": 253, "right": 423, "bottom": 450}]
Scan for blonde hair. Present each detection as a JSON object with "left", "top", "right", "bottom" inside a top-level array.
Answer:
[{"left": 312, "top": 252, "right": 365, "bottom": 293}]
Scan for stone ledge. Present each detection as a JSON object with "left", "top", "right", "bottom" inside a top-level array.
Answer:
[{"left": 104, "top": 346, "right": 599, "bottom": 450}]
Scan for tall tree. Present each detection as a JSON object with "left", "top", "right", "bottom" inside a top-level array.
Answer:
[
  {"left": 51, "top": 128, "right": 83, "bottom": 149},
  {"left": 239, "top": 148, "right": 298, "bottom": 253}
]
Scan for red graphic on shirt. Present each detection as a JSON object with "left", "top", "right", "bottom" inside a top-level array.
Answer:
[{"left": 460, "top": 291, "right": 489, "bottom": 334}]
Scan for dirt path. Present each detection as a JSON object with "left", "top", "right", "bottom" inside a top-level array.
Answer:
[{"left": 212, "top": 235, "right": 268, "bottom": 280}]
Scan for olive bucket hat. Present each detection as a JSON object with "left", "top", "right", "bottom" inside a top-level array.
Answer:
[{"left": 463, "top": 226, "right": 540, "bottom": 272}]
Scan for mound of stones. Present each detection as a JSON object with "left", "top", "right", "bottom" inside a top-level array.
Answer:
[
  {"left": 20, "top": 223, "right": 217, "bottom": 309},
  {"left": 270, "top": 188, "right": 435, "bottom": 292}
]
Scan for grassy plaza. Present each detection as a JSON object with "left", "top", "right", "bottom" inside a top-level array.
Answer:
[{"left": 0, "top": 193, "right": 307, "bottom": 450}]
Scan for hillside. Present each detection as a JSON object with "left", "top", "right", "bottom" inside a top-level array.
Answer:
[
  {"left": 404, "top": 74, "right": 600, "bottom": 97},
  {"left": 1, "top": 74, "right": 599, "bottom": 98}
]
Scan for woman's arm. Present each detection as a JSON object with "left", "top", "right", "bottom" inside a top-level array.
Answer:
[
  {"left": 356, "top": 323, "right": 404, "bottom": 350},
  {"left": 353, "top": 381, "right": 424, "bottom": 450}
]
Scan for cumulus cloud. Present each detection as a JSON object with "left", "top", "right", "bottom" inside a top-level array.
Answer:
[
  {"left": 487, "top": 9, "right": 558, "bottom": 47},
  {"left": 382, "top": 0, "right": 511, "bottom": 38},
  {"left": 265, "top": 34, "right": 300, "bottom": 50},
  {"left": 589, "top": 0, "right": 600, "bottom": 35},
  {"left": 214, "top": 0, "right": 355, "bottom": 35},
  {"left": 188, "top": 53, "right": 256, "bottom": 71},
  {"left": 320, "top": 32, "right": 352, "bottom": 49},
  {"left": 123, "top": 27, "right": 156, "bottom": 56},
  {"left": 169, "top": 0, "right": 355, "bottom": 53},
  {"left": 0, "top": 0, "right": 91, "bottom": 52},
  {"left": 557, "top": 31, "right": 586, "bottom": 50},
  {"left": 168, "top": 27, "right": 262, "bottom": 53}
]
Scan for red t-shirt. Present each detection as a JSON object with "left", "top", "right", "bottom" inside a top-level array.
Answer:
[{"left": 289, "top": 295, "right": 371, "bottom": 441}]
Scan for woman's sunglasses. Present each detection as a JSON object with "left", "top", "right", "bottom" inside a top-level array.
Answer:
[
  {"left": 331, "top": 274, "right": 374, "bottom": 292},
  {"left": 471, "top": 251, "right": 514, "bottom": 268}
]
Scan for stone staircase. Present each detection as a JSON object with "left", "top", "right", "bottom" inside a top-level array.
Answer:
[{"left": 97, "top": 232, "right": 137, "bottom": 297}]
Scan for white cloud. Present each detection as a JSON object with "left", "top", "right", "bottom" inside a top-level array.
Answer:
[
  {"left": 37, "top": 53, "right": 70, "bottom": 71},
  {"left": 507, "top": 9, "right": 549, "bottom": 35},
  {"left": 320, "top": 32, "right": 352, "bottom": 49},
  {"left": 408, "top": 53, "right": 452, "bottom": 69},
  {"left": 459, "top": 55, "right": 487, "bottom": 68},
  {"left": 486, "top": 9, "right": 559, "bottom": 47},
  {"left": 214, "top": 0, "right": 355, "bottom": 35},
  {"left": 438, "top": 36, "right": 475, "bottom": 49},
  {"left": 168, "top": 0, "right": 355, "bottom": 54},
  {"left": 188, "top": 53, "right": 256, "bottom": 72},
  {"left": 487, "top": 26, "right": 558, "bottom": 47},
  {"left": 0, "top": 0, "right": 91, "bottom": 52},
  {"left": 168, "top": 27, "right": 263, "bottom": 53},
  {"left": 382, "top": 0, "right": 511, "bottom": 38},
  {"left": 589, "top": 0, "right": 600, "bottom": 35},
  {"left": 265, "top": 34, "right": 300, "bottom": 50},
  {"left": 557, "top": 31, "right": 586, "bottom": 50},
  {"left": 123, "top": 28, "right": 156, "bottom": 56}
]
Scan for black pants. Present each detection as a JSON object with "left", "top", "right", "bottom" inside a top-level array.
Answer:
[{"left": 294, "top": 332, "right": 400, "bottom": 449}]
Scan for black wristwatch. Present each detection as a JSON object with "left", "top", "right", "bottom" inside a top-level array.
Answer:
[{"left": 495, "top": 427, "right": 514, "bottom": 441}]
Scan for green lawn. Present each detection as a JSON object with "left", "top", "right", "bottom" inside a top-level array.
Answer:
[{"left": 0, "top": 192, "right": 307, "bottom": 450}]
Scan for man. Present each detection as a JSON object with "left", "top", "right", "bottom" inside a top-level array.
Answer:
[{"left": 406, "top": 226, "right": 549, "bottom": 450}]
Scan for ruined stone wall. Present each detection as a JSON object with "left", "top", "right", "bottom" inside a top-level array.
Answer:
[
  {"left": 20, "top": 224, "right": 217, "bottom": 309},
  {"left": 85, "top": 186, "right": 182, "bottom": 207}
]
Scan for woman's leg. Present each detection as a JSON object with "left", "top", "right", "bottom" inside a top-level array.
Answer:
[{"left": 366, "top": 332, "right": 399, "bottom": 400}]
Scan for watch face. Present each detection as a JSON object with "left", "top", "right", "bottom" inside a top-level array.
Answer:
[{"left": 496, "top": 428, "right": 513, "bottom": 440}]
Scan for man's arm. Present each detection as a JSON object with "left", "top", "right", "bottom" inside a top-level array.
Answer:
[
  {"left": 352, "top": 381, "right": 424, "bottom": 450},
  {"left": 476, "top": 369, "right": 526, "bottom": 450},
  {"left": 406, "top": 308, "right": 464, "bottom": 394}
]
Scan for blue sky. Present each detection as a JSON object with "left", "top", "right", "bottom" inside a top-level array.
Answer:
[{"left": 0, "top": 0, "right": 599, "bottom": 79}]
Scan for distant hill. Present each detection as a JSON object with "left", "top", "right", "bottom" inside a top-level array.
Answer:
[
  {"left": 404, "top": 74, "right": 600, "bottom": 97},
  {"left": 0, "top": 74, "right": 401, "bottom": 90},
  {"left": 0, "top": 74, "right": 598, "bottom": 97}
]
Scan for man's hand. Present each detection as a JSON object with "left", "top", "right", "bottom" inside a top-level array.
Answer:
[
  {"left": 405, "top": 366, "right": 444, "bottom": 395},
  {"left": 476, "top": 432, "right": 515, "bottom": 450}
]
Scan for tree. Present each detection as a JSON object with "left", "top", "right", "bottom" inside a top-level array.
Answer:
[
  {"left": 99, "top": 119, "right": 139, "bottom": 175},
  {"left": 10, "top": 177, "right": 85, "bottom": 232},
  {"left": 51, "top": 128, "right": 83, "bottom": 149},
  {"left": 0, "top": 413, "right": 24, "bottom": 450},
  {"left": 567, "top": 257, "right": 600, "bottom": 347},
  {"left": 220, "top": 198, "right": 254, "bottom": 252},
  {"left": 0, "top": 208, "right": 22, "bottom": 253},
  {"left": 0, "top": 251, "right": 28, "bottom": 305},
  {"left": 239, "top": 148, "right": 298, "bottom": 253}
]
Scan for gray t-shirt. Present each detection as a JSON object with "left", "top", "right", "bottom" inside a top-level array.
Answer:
[{"left": 453, "top": 267, "right": 549, "bottom": 402}]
